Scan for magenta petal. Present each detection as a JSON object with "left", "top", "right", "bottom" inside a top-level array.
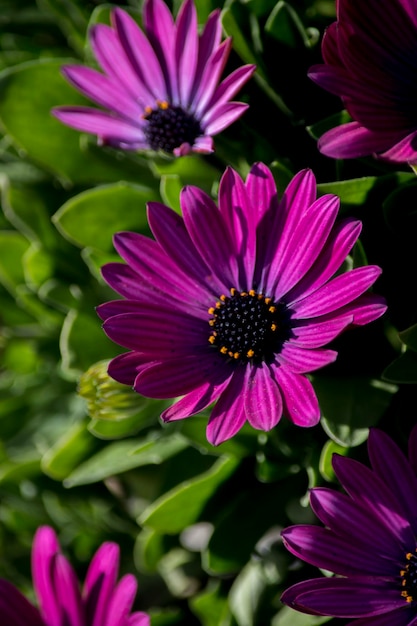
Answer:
[
  {"left": 107, "top": 352, "right": 147, "bottom": 386},
  {"left": 244, "top": 364, "right": 283, "bottom": 430},
  {"left": 206, "top": 368, "right": 248, "bottom": 444},
  {"left": 84, "top": 543, "right": 120, "bottom": 626},
  {"left": 143, "top": 0, "right": 178, "bottom": 102},
  {"left": 278, "top": 345, "right": 337, "bottom": 373},
  {"left": 318, "top": 122, "right": 402, "bottom": 159},
  {"left": 32, "top": 526, "right": 62, "bottom": 626},
  {"left": 52, "top": 107, "right": 145, "bottom": 145},
  {"left": 291, "top": 315, "right": 353, "bottom": 348},
  {"left": 281, "top": 576, "right": 405, "bottom": 618},
  {"left": 203, "top": 102, "right": 249, "bottom": 134},
  {"left": 129, "top": 614, "right": 151, "bottom": 626},
  {"left": 0, "top": 580, "right": 44, "bottom": 626},
  {"left": 175, "top": 0, "right": 198, "bottom": 105},
  {"left": 105, "top": 574, "right": 137, "bottom": 626},
  {"left": 162, "top": 373, "right": 233, "bottom": 422},
  {"left": 368, "top": 429, "right": 417, "bottom": 536},
  {"left": 380, "top": 130, "right": 417, "bottom": 164},
  {"left": 53, "top": 554, "right": 84, "bottom": 626},
  {"left": 193, "top": 38, "right": 233, "bottom": 115},
  {"left": 274, "top": 367, "right": 320, "bottom": 426}
]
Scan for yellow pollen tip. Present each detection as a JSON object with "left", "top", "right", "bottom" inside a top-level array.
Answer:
[
  {"left": 406, "top": 553, "right": 413, "bottom": 560},
  {"left": 209, "top": 320, "right": 215, "bottom": 326},
  {"left": 271, "top": 323, "right": 277, "bottom": 331},
  {"left": 215, "top": 301, "right": 222, "bottom": 309},
  {"left": 230, "top": 288, "right": 237, "bottom": 296},
  {"left": 269, "top": 305, "right": 276, "bottom": 313},
  {"left": 265, "top": 297, "right": 272, "bottom": 305},
  {"left": 208, "top": 336, "right": 216, "bottom": 344},
  {"left": 220, "top": 346, "right": 228, "bottom": 354},
  {"left": 208, "top": 307, "right": 215, "bottom": 315},
  {"left": 142, "top": 105, "right": 153, "bottom": 118},
  {"left": 247, "top": 349, "right": 255, "bottom": 358},
  {"left": 257, "top": 293, "right": 264, "bottom": 300},
  {"left": 233, "top": 352, "right": 240, "bottom": 359},
  {"left": 157, "top": 100, "right": 169, "bottom": 109},
  {"left": 220, "top": 294, "right": 227, "bottom": 302},
  {"left": 240, "top": 291, "right": 248, "bottom": 297},
  {"left": 249, "top": 289, "right": 256, "bottom": 297}
]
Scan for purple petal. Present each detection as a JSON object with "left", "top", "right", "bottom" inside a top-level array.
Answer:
[
  {"left": 162, "top": 373, "right": 234, "bottom": 422},
  {"left": 367, "top": 429, "right": 417, "bottom": 536},
  {"left": 218, "top": 167, "right": 256, "bottom": 287},
  {"left": 107, "top": 352, "right": 147, "bottom": 386},
  {"left": 206, "top": 64, "right": 256, "bottom": 112},
  {"left": 310, "top": 488, "right": 405, "bottom": 560},
  {"left": 0, "top": 580, "right": 44, "bottom": 626},
  {"left": 332, "top": 455, "right": 415, "bottom": 548},
  {"left": 202, "top": 101, "right": 249, "bottom": 135},
  {"left": 290, "top": 315, "right": 353, "bottom": 348},
  {"left": 180, "top": 185, "right": 238, "bottom": 287},
  {"left": 52, "top": 107, "right": 145, "bottom": 146},
  {"left": 281, "top": 576, "right": 405, "bottom": 618},
  {"left": 244, "top": 364, "right": 283, "bottom": 430},
  {"left": 53, "top": 554, "right": 84, "bottom": 626},
  {"left": 318, "top": 122, "right": 402, "bottom": 159},
  {"left": 105, "top": 574, "right": 137, "bottom": 626},
  {"left": 129, "top": 614, "right": 151, "bottom": 626},
  {"left": 285, "top": 218, "right": 362, "bottom": 304},
  {"left": 102, "top": 310, "right": 206, "bottom": 355},
  {"left": 408, "top": 423, "right": 417, "bottom": 475},
  {"left": 291, "top": 266, "right": 382, "bottom": 319},
  {"left": 192, "top": 135, "right": 214, "bottom": 153},
  {"left": 112, "top": 7, "right": 167, "bottom": 103},
  {"left": 175, "top": 0, "right": 198, "bottom": 106},
  {"left": 271, "top": 194, "right": 340, "bottom": 298},
  {"left": 143, "top": 0, "right": 178, "bottom": 103},
  {"left": 277, "top": 345, "right": 337, "bottom": 373},
  {"left": 32, "top": 526, "right": 62, "bottom": 626},
  {"left": 84, "top": 543, "right": 120, "bottom": 626},
  {"left": 146, "top": 201, "right": 223, "bottom": 296},
  {"left": 60, "top": 65, "right": 142, "bottom": 121},
  {"left": 282, "top": 525, "right": 395, "bottom": 576},
  {"left": 206, "top": 367, "right": 248, "bottom": 444},
  {"left": 273, "top": 367, "right": 320, "bottom": 426},
  {"left": 135, "top": 352, "right": 232, "bottom": 399},
  {"left": 261, "top": 169, "right": 317, "bottom": 291},
  {"left": 89, "top": 24, "right": 153, "bottom": 104},
  {"left": 193, "top": 39, "right": 232, "bottom": 115},
  {"left": 190, "top": 9, "right": 222, "bottom": 104},
  {"left": 347, "top": 607, "right": 417, "bottom": 626},
  {"left": 380, "top": 130, "right": 417, "bottom": 164}
]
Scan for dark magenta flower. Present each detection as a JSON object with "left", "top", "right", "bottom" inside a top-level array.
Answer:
[
  {"left": 309, "top": 0, "right": 417, "bottom": 162},
  {"left": 0, "top": 526, "right": 149, "bottom": 626},
  {"left": 52, "top": 0, "right": 255, "bottom": 156},
  {"left": 97, "top": 163, "right": 386, "bottom": 445},
  {"left": 281, "top": 427, "right": 417, "bottom": 624}
]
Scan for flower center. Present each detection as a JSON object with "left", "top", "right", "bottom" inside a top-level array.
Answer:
[
  {"left": 143, "top": 101, "right": 202, "bottom": 153},
  {"left": 208, "top": 288, "right": 290, "bottom": 364},
  {"left": 401, "top": 550, "right": 417, "bottom": 602}
]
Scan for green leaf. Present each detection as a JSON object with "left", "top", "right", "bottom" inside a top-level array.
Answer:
[
  {"left": 139, "top": 456, "right": 239, "bottom": 534},
  {"left": 314, "top": 376, "right": 397, "bottom": 447},
  {"left": 307, "top": 110, "right": 351, "bottom": 140},
  {"left": 399, "top": 323, "right": 417, "bottom": 352},
  {"left": 64, "top": 432, "right": 188, "bottom": 487},
  {"left": 229, "top": 559, "right": 268, "bottom": 626},
  {"left": 221, "top": 3, "right": 258, "bottom": 68},
  {"left": 317, "top": 177, "right": 378, "bottom": 207},
  {"left": 190, "top": 581, "right": 232, "bottom": 626},
  {"left": 59, "top": 309, "right": 120, "bottom": 378},
  {"left": 0, "top": 59, "right": 156, "bottom": 186},
  {"left": 41, "top": 421, "right": 96, "bottom": 480},
  {"left": 272, "top": 606, "right": 331, "bottom": 625},
  {"left": 0, "top": 231, "right": 30, "bottom": 292},
  {"left": 23, "top": 243, "right": 54, "bottom": 288},
  {"left": 53, "top": 182, "right": 157, "bottom": 252},
  {"left": 160, "top": 175, "right": 183, "bottom": 214},
  {"left": 151, "top": 154, "right": 220, "bottom": 192},
  {"left": 383, "top": 351, "right": 417, "bottom": 384},
  {"left": 319, "top": 439, "right": 349, "bottom": 482},
  {"left": 265, "top": 1, "right": 317, "bottom": 49}
]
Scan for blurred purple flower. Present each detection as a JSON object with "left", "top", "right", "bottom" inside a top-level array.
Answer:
[
  {"left": 281, "top": 427, "right": 417, "bottom": 624},
  {"left": 97, "top": 163, "right": 386, "bottom": 445},
  {"left": 0, "top": 526, "right": 149, "bottom": 626},
  {"left": 309, "top": 0, "right": 417, "bottom": 163},
  {"left": 52, "top": 0, "right": 255, "bottom": 156}
]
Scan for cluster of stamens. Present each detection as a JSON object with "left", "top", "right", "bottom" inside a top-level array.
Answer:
[
  {"left": 400, "top": 550, "right": 417, "bottom": 603},
  {"left": 208, "top": 288, "right": 286, "bottom": 364},
  {"left": 142, "top": 100, "right": 202, "bottom": 153}
]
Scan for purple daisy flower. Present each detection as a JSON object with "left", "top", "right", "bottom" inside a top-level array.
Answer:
[
  {"left": 281, "top": 427, "right": 417, "bottom": 625},
  {"left": 0, "top": 526, "right": 149, "bottom": 626},
  {"left": 308, "top": 0, "right": 417, "bottom": 163},
  {"left": 97, "top": 163, "right": 386, "bottom": 445},
  {"left": 52, "top": 0, "right": 255, "bottom": 156}
]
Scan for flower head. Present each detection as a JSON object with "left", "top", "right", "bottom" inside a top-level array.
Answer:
[
  {"left": 97, "top": 163, "right": 386, "bottom": 445},
  {"left": 52, "top": 0, "right": 255, "bottom": 156},
  {"left": 309, "top": 0, "right": 417, "bottom": 163},
  {"left": 0, "top": 526, "right": 149, "bottom": 626},
  {"left": 281, "top": 427, "right": 417, "bottom": 624}
]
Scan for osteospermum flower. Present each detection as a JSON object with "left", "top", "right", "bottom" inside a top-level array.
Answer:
[
  {"left": 281, "top": 427, "right": 417, "bottom": 625},
  {"left": 308, "top": 0, "right": 417, "bottom": 162},
  {"left": 0, "top": 526, "right": 149, "bottom": 626},
  {"left": 52, "top": 0, "right": 255, "bottom": 156},
  {"left": 97, "top": 163, "right": 386, "bottom": 445}
]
